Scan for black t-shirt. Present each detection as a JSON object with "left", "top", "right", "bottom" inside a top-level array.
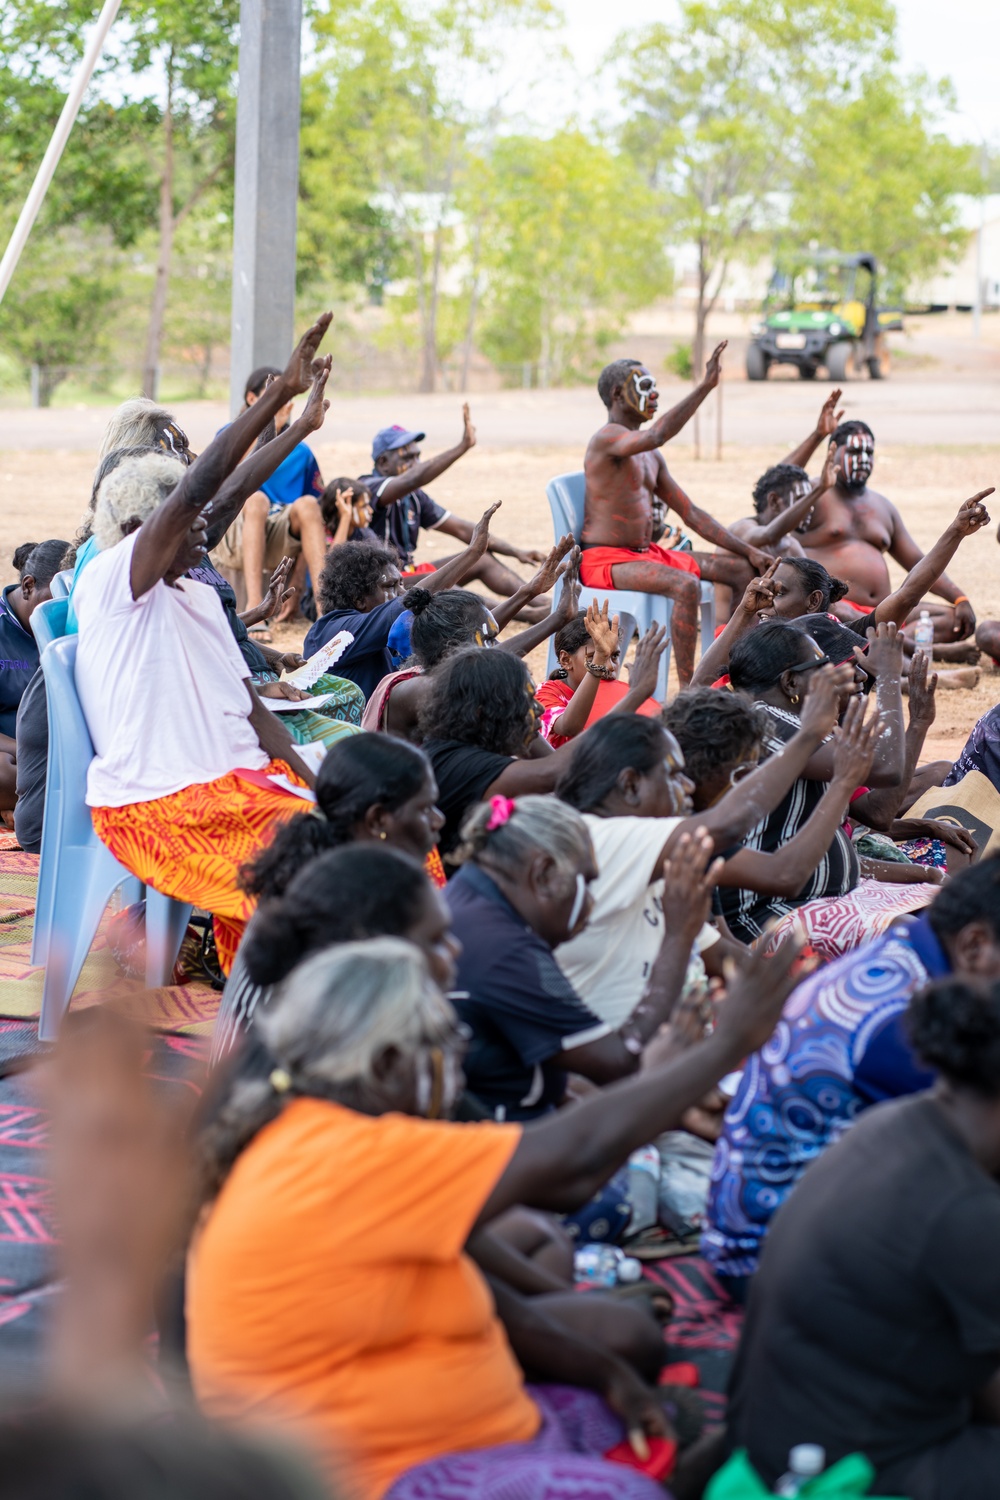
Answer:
[
  {"left": 421, "top": 739, "right": 515, "bottom": 857},
  {"left": 0, "top": 585, "right": 40, "bottom": 737},
  {"left": 446, "top": 864, "right": 611, "bottom": 1120},
  {"left": 728, "top": 1093, "right": 1000, "bottom": 1485},
  {"left": 360, "top": 474, "right": 449, "bottom": 569},
  {"left": 14, "top": 667, "right": 48, "bottom": 854},
  {"left": 186, "top": 561, "right": 270, "bottom": 677}
]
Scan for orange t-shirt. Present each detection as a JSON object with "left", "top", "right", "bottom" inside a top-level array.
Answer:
[{"left": 186, "top": 1099, "right": 538, "bottom": 1500}]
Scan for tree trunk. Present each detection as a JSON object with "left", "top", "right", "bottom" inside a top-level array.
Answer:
[
  {"left": 418, "top": 218, "right": 445, "bottom": 393},
  {"left": 460, "top": 221, "right": 483, "bottom": 392},
  {"left": 142, "top": 57, "right": 176, "bottom": 400},
  {"left": 693, "top": 236, "right": 709, "bottom": 378}
]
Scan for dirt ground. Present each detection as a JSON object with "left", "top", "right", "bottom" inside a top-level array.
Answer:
[{"left": 2, "top": 427, "right": 998, "bottom": 762}]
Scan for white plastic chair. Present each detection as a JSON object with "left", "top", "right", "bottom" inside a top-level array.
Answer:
[{"left": 544, "top": 472, "right": 716, "bottom": 698}]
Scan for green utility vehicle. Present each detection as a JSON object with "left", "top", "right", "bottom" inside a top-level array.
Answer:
[{"left": 746, "top": 251, "right": 903, "bottom": 382}]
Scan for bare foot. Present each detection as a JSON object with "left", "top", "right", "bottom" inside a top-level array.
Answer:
[
  {"left": 932, "top": 641, "right": 982, "bottom": 665},
  {"left": 936, "top": 667, "right": 981, "bottom": 691}
]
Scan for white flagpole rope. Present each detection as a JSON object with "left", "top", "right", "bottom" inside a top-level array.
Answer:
[{"left": 0, "top": 0, "right": 122, "bottom": 308}]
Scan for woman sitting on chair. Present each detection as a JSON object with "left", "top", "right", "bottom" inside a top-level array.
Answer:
[{"left": 74, "top": 316, "right": 335, "bottom": 973}]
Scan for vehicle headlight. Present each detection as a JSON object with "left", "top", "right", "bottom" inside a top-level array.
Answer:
[{"left": 829, "top": 322, "right": 842, "bottom": 336}]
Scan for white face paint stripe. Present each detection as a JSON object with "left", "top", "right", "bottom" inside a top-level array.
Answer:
[{"left": 569, "top": 872, "right": 588, "bottom": 930}]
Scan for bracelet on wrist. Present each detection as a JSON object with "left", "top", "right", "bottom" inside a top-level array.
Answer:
[
  {"left": 953, "top": 595, "right": 970, "bottom": 606},
  {"left": 585, "top": 660, "right": 617, "bottom": 681}
]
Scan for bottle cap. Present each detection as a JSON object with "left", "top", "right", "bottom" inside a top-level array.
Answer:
[
  {"left": 789, "top": 1444, "right": 825, "bottom": 1476},
  {"left": 617, "top": 1256, "right": 643, "bottom": 1283}
]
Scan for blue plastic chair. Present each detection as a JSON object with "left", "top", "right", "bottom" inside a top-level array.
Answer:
[
  {"left": 544, "top": 472, "right": 716, "bottom": 698},
  {"left": 49, "top": 569, "right": 73, "bottom": 600},
  {"left": 34, "top": 635, "right": 191, "bottom": 1040},
  {"left": 30, "top": 596, "right": 69, "bottom": 655}
]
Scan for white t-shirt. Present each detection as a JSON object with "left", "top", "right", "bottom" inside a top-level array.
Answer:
[
  {"left": 75, "top": 533, "right": 268, "bottom": 808},
  {"left": 556, "top": 813, "right": 718, "bottom": 1028}
]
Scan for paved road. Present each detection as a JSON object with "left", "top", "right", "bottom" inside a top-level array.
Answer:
[{"left": 1, "top": 375, "right": 998, "bottom": 454}]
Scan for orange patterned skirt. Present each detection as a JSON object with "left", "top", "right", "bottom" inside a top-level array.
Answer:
[{"left": 91, "top": 761, "right": 310, "bottom": 974}]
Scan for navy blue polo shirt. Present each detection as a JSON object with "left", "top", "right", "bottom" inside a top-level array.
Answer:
[
  {"left": 446, "top": 863, "right": 612, "bottom": 1121},
  {"left": 0, "top": 586, "right": 39, "bottom": 738},
  {"left": 303, "top": 594, "right": 410, "bottom": 701},
  {"left": 361, "top": 474, "right": 449, "bottom": 569}
]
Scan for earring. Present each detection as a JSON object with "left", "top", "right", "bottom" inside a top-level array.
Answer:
[
  {"left": 789, "top": 692, "right": 801, "bottom": 707},
  {"left": 379, "top": 830, "right": 387, "bottom": 841}
]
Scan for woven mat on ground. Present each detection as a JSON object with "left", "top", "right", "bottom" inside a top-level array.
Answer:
[
  {"left": 0, "top": 1024, "right": 208, "bottom": 1382},
  {"left": 645, "top": 1255, "right": 744, "bottom": 1425},
  {"left": 0, "top": 853, "right": 219, "bottom": 1037}
]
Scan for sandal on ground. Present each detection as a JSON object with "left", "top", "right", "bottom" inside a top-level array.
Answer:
[{"left": 248, "top": 622, "right": 273, "bottom": 643}]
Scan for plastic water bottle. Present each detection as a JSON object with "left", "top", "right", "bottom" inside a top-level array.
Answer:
[
  {"left": 574, "top": 1245, "right": 644, "bottom": 1287},
  {"left": 775, "top": 1444, "right": 826, "bottom": 1496},
  {"left": 627, "top": 1145, "right": 661, "bottom": 1235},
  {"left": 574, "top": 1245, "right": 622, "bottom": 1287},
  {"left": 914, "top": 610, "right": 935, "bottom": 652}
]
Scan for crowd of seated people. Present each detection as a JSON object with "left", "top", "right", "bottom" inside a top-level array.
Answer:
[{"left": 10, "top": 312, "right": 1000, "bottom": 1500}]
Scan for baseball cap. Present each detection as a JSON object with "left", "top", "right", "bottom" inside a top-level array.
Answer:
[{"left": 372, "top": 425, "right": 426, "bottom": 461}]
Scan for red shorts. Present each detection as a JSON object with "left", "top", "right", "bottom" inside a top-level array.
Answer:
[
  {"left": 404, "top": 561, "right": 437, "bottom": 576},
  {"left": 841, "top": 598, "right": 870, "bottom": 614},
  {"left": 579, "top": 542, "right": 701, "bottom": 591}
]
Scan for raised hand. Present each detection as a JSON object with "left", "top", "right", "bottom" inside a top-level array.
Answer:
[
  {"left": 525, "top": 534, "right": 575, "bottom": 598},
  {"left": 906, "top": 649, "right": 937, "bottom": 729},
  {"left": 282, "top": 311, "right": 333, "bottom": 395},
  {"left": 713, "top": 930, "right": 809, "bottom": 1058},
  {"left": 461, "top": 401, "right": 477, "bottom": 452},
  {"left": 817, "top": 388, "right": 844, "bottom": 439},
  {"left": 702, "top": 340, "right": 727, "bottom": 389},
  {"left": 951, "top": 488, "right": 994, "bottom": 537},
  {"left": 831, "top": 695, "right": 880, "bottom": 787},
  {"left": 661, "top": 828, "right": 724, "bottom": 944},
  {"left": 584, "top": 598, "right": 620, "bottom": 662},
  {"left": 856, "top": 619, "right": 904, "bottom": 681},
  {"left": 334, "top": 486, "right": 355, "bottom": 524},
  {"left": 259, "top": 555, "right": 296, "bottom": 620},
  {"left": 467, "top": 501, "right": 501, "bottom": 559},
  {"left": 741, "top": 557, "right": 779, "bottom": 618},
  {"left": 553, "top": 548, "right": 581, "bottom": 623},
  {"left": 819, "top": 437, "right": 839, "bottom": 492},
  {"left": 746, "top": 545, "right": 776, "bottom": 575},
  {"left": 627, "top": 621, "right": 669, "bottom": 700},
  {"left": 299, "top": 357, "right": 332, "bottom": 431},
  {"left": 798, "top": 662, "right": 852, "bottom": 740}
]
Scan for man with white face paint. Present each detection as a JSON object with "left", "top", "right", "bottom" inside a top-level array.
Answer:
[{"left": 798, "top": 418, "right": 978, "bottom": 642}]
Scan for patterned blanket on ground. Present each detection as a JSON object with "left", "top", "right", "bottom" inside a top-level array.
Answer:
[
  {"left": 0, "top": 853, "right": 219, "bottom": 1036},
  {"left": 646, "top": 1256, "right": 744, "bottom": 1425}
]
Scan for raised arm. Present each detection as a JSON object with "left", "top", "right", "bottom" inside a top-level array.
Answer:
[
  {"left": 661, "top": 467, "right": 771, "bottom": 570},
  {"left": 690, "top": 565, "right": 778, "bottom": 687},
  {"left": 415, "top": 502, "right": 504, "bottom": 597},
  {"left": 202, "top": 367, "right": 332, "bottom": 550},
  {"left": 492, "top": 536, "right": 576, "bottom": 634},
  {"left": 886, "top": 503, "right": 977, "bottom": 638},
  {"left": 475, "top": 934, "right": 805, "bottom": 1223},
  {"left": 130, "top": 314, "right": 332, "bottom": 598},
  {"left": 850, "top": 649, "right": 938, "bottom": 834},
  {"left": 717, "top": 698, "right": 878, "bottom": 894},
  {"left": 875, "top": 490, "right": 993, "bottom": 630},
  {"left": 598, "top": 342, "right": 727, "bottom": 460},
  {"left": 747, "top": 443, "right": 838, "bottom": 550},
  {"left": 372, "top": 402, "right": 476, "bottom": 507},
  {"left": 434, "top": 512, "right": 547, "bottom": 567},
  {"left": 781, "top": 388, "right": 843, "bottom": 469}
]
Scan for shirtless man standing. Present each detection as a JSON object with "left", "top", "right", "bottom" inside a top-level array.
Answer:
[
  {"left": 582, "top": 344, "right": 771, "bottom": 685},
  {"left": 791, "top": 418, "right": 977, "bottom": 643}
]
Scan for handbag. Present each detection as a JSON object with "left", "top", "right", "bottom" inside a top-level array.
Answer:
[{"left": 905, "top": 770, "right": 1000, "bottom": 860}]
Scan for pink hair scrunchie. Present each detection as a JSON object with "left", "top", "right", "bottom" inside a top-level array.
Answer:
[{"left": 485, "top": 795, "right": 516, "bottom": 831}]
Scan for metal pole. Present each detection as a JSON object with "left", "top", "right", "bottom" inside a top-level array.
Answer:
[
  {"left": 0, "top": 0, "right": 121, "bottom": 308},
  {"left": 229, "top": 0, "right": 303, "bottom": 415}
]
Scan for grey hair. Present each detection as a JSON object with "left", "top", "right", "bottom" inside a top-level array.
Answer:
[
  {"left": 455, "top": 792, "right": 593, "bottom": 885},
  {"left": 98, "top": 398, "right": 179, "bottom": 460},
  {"left": 259, "top": 937, "right": 456, "bottom": 1089},
  {"left": 91, "top": 452, "right": 185, "bottom": 550}
]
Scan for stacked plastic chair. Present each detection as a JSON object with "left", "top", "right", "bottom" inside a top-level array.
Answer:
[
  {"left": 30, "top": 598, "right": 191, "bottom": 1040},
  {"left": 544, "top": 471, "right": 716, "bottom": 699}
]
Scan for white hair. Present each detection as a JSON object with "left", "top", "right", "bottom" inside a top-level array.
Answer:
[
  {"left": 91, "top": 452, "right": 185, "bottom": 551},
  {"left": 98, "top": 398, "right": 179, "bottom": 460},
  {"left": 259, "top": 937, "right": 456, "bottom": 1089},
  {"left": 456, "top": 792, "right": 593, "bottom": 885}
]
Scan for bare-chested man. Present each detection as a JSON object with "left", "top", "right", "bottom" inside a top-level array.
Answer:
[
  {"left": 582, "top": 344, "right": 771, "bottom": 685},
  {"left": 789, "top": 417, "right": 977, "bottom": 643}
]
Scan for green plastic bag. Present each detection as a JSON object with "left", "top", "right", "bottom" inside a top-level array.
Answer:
[{"left": 704, "top": 1448, "right": 907, "bottom": 1499}]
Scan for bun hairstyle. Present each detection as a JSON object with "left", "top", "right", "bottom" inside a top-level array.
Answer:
[
  {"left": 549, "top": 612, "right": 591, "bottom": 680},
  {"left": 780, "top": 556, "right": 849, "bottom": 612},
  {"left": 455, "top": 792, "right": 592, "bottom": 884},
  {"left": 12, "top": 539, "right": 71, "bottom": 587},
  {"left": 240, "top": 733, "right": 432, "bottom": 901},
  {"left": 909, "top": 977, "right": 1000, "bottom": 1096},
  {"left": 241, "top": 845, "right": 429, "bottom": 987},
  {"left": 407, "top": 588, "right": 493, "bottom": 669}
]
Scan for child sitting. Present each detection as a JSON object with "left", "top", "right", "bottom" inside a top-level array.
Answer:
[{"left": 535, "top": 602, "right": 661, "bottom": 748}]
